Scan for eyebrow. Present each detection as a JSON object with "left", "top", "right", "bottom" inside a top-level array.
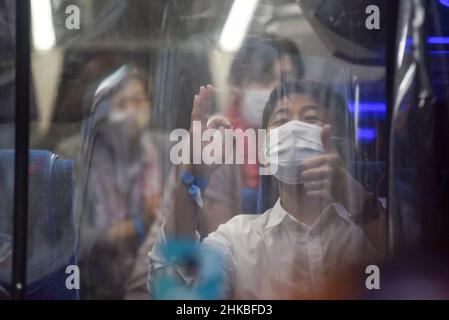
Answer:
[
  {"left": 271, "top": 106, "right": 291, "bottom": 118},
  {"left": 271, "top": 103, "right": 321, "bottom": 119}
]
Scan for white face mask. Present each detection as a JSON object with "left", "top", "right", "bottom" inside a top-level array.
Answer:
[
  {"left": 241, "top": 88, "right": 271, "bottom": 128},
  {"left": 264, "top": 120, "right": 324, "bottom": 185}
]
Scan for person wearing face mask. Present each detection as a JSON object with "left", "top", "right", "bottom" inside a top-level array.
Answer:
[
  {"left": 76, "top": 65, "right": 161, "bottom": 299},
  {"left": 263, "top": 120, "right": 325, "bottom": 185},
  {"left": 148, "top": 81, "right": 387, "bottom": 299},
  {"left": 225, "top": 37, "right": 304, "bottom": 211}
]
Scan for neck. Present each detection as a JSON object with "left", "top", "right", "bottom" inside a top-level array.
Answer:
[{"left": 278, "top": 183, "right": 323, "bottom": 227}]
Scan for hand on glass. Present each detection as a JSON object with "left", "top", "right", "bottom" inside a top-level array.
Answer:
[
  {"left": 186, "top": 85, "right": 233, "bottom": 177},
  {"left": 301, "top": 124, "right": 369, "bottom": 215}
]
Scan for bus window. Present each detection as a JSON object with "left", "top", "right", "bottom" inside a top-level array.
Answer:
[
  {"left": 11, "top": 0, "right": 449, "bottom": 300},
  {"left": 26, "top": 0, "right": 392, "bottom": 299}
]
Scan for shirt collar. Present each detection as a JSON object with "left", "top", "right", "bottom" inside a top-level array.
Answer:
[
  {"left": 265, "top": 198, "right": 289, "bottom": 229},
  {"left": 329, "top": 202, "right": 353, "bottom": 225},
  {"left": 265, "top": 198, "right": 352, "bottom": 230}
]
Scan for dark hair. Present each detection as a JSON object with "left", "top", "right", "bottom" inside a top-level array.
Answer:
[
  {"left": 229, "top": 36, "right": 304, "bottom": 87},
  {"left": 258, "top": 80, "right": 354, "bottom": 213},
  {"left": 262, "top": 80, "right": 352, "bottom": 139}
]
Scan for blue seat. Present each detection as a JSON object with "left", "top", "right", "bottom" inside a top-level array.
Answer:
[
  {"left": 0, "top": 150, "right": 78, "bottom": 300},
  {"left": 240, "top": 188, "right": 259, "bottom": 214}
]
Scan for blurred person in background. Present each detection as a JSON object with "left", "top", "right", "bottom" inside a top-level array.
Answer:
[
  {"left": 225, "top": 37, "right": 304, "bottom": 213},
  {"left": 76, "top": 65, "right": 161, "bottom": 299}
]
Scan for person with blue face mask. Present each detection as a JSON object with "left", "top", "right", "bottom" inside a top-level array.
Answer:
[{"left": 148, "top": 80, "right": 387, "bottom": 299}]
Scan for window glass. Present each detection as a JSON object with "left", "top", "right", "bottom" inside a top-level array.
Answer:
[{"left": 28, "top": 0, "right": 390, "bottom": 299}]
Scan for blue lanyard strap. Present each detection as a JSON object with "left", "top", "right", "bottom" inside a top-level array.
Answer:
[{"left": 180, "top": 171, "right": 210, "bottom": 208}]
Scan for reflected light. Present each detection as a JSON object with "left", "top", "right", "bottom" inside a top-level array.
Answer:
[
  {"left": 219, "top": 0, "right": 259, "bottom": 52},
  {"left": 357, "top": 128, "right": 376, "bottom": 142},
  {"left": 429, "top": 50, "right": 449, "bottom": 55},
  {"left": 428, "top": 37, "right": 449, "bottom": 45},
  {"left": 406, "top": 36, "right": 449, "bottom": 47},
  {"left": 348, "top": 102, "right": 386, "bottom": 114},
  {"left": 31, "top": 0, "right": 56, "bottom": 51}
]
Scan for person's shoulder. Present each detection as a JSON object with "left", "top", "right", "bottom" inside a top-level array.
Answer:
[
  {"left": 211, "top": 209, "right": 274, "bottom": 239},
  {"left": 203, "top": 210, "right": 274, "bottom": 256},
  {"left": 229, "top": 211, "right": 271, "bottom": 225}
]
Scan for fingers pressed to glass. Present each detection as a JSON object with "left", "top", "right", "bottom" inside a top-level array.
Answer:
[{"left": 192, "top": 85, "right": 214, "bottom": 124}]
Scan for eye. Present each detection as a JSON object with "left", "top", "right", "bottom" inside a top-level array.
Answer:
[{"left": 302, "top": 115, "right": 321, "bottom": 124}]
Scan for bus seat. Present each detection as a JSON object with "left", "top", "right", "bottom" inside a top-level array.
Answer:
[
  {"left": 0, "top": 150, "right": 78, "bottom": 300},
  {"left": 240, "top": 188, "right": 259, "bottom": 214}
]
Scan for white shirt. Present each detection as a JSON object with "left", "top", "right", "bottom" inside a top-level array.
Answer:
[{"left": 149, "top": 199, "right": 383, "bottom": 299}]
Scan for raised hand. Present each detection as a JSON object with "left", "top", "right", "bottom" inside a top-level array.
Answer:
[{"left": 187, "top": 85, "right": 233, "bottom": 177}]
